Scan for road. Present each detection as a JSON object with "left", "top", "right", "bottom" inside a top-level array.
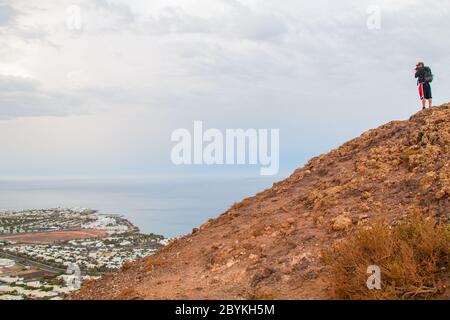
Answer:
[{"left": 0, "top": 251, "right": 67, "bottom": 274}]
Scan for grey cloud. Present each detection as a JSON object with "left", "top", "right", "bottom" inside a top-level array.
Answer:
[
  {"left": 0, "top": 2, "right": 54, "bottom": 46},
  {"left": 140, "top": 6, "right": 211, "bottom": 35},
  {"left": 0, "top": 3, "right": 17, "bottom": 26},
  {"left": 135, "top": 4, "right": 290, "bottom": 43},
  {"left": 0, "top": 75, "right": 38, "bottom": 92},
  {"left": 92, "top": 0, "right": 136, "bottom": 26},
  {"left": 0, "top": 75, "right": 84, "bottom": 119},
  {"left": 1, "top": 0, "right": 449, "bottom": 120},
  {"left": 233, "top": 13, "right": 289, "bottom": 42}
]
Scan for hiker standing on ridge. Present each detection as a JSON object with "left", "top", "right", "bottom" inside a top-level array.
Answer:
[{"left": 414, "top": 62, "right": 433, "bottom": 110}]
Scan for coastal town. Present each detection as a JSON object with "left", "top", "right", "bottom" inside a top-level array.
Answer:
[{"left": 0, "top": 208, "right": 168, "bottom": 300}]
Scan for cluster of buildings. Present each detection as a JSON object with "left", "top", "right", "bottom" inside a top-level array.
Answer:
[
  {"left": 0, "top": 208, "right": 97, "bottom": 234},
  {"left": 2, "top": 233, "right": 165, "bottom": 273},
  {"left": 0, "top": 208, "right": 169, "bottom": 300},
  {"left": 0, "top": 240, "right": 10, "bottom": 247},
  {"left": 0, "top": 272, "right": 98, "bottom": 300},
  {"left": 0, "top": 208, "right": 139, "bottom": 235}
]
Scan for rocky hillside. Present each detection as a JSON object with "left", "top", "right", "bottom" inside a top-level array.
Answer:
[{"left": 72, "top": 104, "right": 449, "bottom": 300}]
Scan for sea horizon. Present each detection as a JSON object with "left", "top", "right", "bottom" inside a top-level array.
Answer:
[{"left": 0, "top": 174, "right": 285, "bottom": 238}]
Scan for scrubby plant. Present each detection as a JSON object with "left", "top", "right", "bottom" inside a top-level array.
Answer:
[
  {"left": 144, "top": 255, "right": 166, "bottom": 272},
  {"left": 324, "top": 215, "right": 449, "bottom": 299},
  {"left": 233, "top": 198, "right": 251, "bottom": 209}
]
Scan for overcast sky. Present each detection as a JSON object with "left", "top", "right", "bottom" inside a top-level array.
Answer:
[{"left": 0, "top": 0, "right": 449, "bottom": 177}]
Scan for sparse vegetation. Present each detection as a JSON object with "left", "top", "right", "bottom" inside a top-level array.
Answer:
[
  {"left": 250, "top": 289, "right": 277, "bottom": 300},
  {"left": 233, "top": 198, "right": 251, "bottom": 209},
  {"left": 144, "top": 255, "right": 166, "bottom": 271},
  {"left": 324, "top": 216, "right": 449, "bottom": 300},
  {"left": 116, "top": 287, "right": 141, "bottom": 300}
]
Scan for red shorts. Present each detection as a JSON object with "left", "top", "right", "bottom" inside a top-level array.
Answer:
[
  {"left": 419, "top": 83, "right": 424, "bottom": 99},
  {"left": 418, "top": 83, "right": 432, "bottom": 100}
]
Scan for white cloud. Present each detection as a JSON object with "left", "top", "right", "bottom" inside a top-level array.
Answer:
[{"left": 0, "top": 0, "right": 449, "bottom": 175}]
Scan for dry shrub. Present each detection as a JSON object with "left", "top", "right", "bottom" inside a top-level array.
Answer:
[
  {"left": 324, "top": 216, "right": 449, "bottom": 299},
  {"left": 249, "top": 289, "right": 277, "bottom": 300},
  {"left": 145, "top": 255, "right": 166, "bottom": 272},
  {"left": 116, "top": 287, "right": 142, "bottom": 300},
  {"left": 251, "top": 225, "right": 266, "bottom": 237},
  {"left": 233, "top": 198, "right": 251, "bottom": 209},
  {"left": 121, "top": 261, "right": 135, "bottom": 271}
]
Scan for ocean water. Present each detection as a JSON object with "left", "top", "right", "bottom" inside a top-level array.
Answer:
[{"left": 0, "top": 175, "right": 281, "bottom": 237}]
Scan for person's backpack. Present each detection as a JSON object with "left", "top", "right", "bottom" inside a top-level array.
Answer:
[{"left": 424, "top": 66, "right": 433, "bottom": 83}]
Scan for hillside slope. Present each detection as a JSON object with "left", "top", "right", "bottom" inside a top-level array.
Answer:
[{"left": 72, "top": 104, "right": 449, "bottom": 300}]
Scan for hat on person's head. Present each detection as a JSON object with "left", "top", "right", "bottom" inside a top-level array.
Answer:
[{"left": 416, "top": 61, "right": 424, "bottom": 67}]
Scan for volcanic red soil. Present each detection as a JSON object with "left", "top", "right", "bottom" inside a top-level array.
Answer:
[
  {"left": 72, "top": 104, "right": 449, "bottom": 300},
  {"left": 0, "top": 229, "right": 107, "bottom": 244}
]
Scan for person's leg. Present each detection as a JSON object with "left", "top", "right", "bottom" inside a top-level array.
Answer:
[
  {"left": 419, "top": 83, "right": 425, "bottom": 109},
  {"left": 424, "top": 83, "right": 432, "bottom": 108},
  {"left": 428, "top": 99, "right": 432, "bottom": 108},
  {"left": 422, "top": 99, "right": 426, "bottom": 109}
]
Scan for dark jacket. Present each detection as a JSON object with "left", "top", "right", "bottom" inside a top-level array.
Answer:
[{"left": 415, "top": 66, "right": 430, "bottom": 84}]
